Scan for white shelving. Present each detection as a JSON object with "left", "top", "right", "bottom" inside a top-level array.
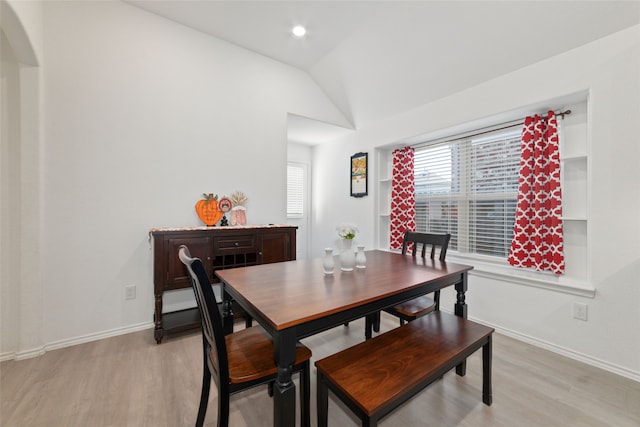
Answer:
[
  {"left": 560, "top": 101, "right": 589, "bottom": 227},
  {"left": 379, "top": 179, "right": 392, "bottom": 217},
  {"left": 558, "top": 100, "right": 589, "bottom": 282},
  {"left": 561, "top": 157, "right": 588, "bottom": 221},
  {"left": 376, "top": 150, "right": 393, "bottom": 249}
]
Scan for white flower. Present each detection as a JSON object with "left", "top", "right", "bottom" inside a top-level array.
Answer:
[{"left": 336, "top": 223, "right": 359, "bottom": 240}]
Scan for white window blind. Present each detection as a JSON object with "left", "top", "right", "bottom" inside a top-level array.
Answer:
[
  {"left": 414, "top": 128, "right": 520, "bottom": 257},
  {"left": 287, "top": 163, "right": 304, "bottom": 218}
]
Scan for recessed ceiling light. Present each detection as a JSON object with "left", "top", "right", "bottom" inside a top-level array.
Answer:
[{"left": 292, "top": 26, "right": 306, "bottom": 37}]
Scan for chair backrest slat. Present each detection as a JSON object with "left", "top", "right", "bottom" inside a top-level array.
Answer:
[
  {"left": 401, "top": 231, "right": 451, "bottom": 261},
  {"left": 178, "top": 245, "right": 229, "bottom": 384}
]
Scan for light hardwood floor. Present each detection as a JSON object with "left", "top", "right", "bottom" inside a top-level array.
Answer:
[{"left": 2, "top": 314, "right": 639, "bottom": 427}]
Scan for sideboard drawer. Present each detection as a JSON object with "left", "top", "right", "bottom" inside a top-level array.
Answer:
[{"left": 214, "top": 235, "right": 259, "bottom": 252}]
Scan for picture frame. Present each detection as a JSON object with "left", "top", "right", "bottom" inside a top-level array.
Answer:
[{"left": 350, "top": 152, "right": 368, "bottom": 197}]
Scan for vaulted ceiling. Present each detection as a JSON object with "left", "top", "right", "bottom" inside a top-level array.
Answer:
[{"left": 126, "top": 1, "right": 640, "bottom": 143}]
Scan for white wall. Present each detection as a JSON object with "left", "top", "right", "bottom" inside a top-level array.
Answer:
[
  {"left": 1, "top": 0, "right": 349, "bottom": 358},
  {"left": 312, "top": 25, "right": 640, "bottom": 379}
]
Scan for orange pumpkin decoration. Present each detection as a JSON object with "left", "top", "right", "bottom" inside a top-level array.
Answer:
[{"left": 195, "top": 193, "right": 223, "bottom": 226}]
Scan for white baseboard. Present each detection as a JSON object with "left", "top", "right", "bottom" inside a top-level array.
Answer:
[
  {"left": 467, "top": 314, "right": 640, "bottom": 383},
  {"left": 1, "top": 321, "right": 154, "bottom": 362},
  {"left": 3, "top": 315, "right": 639, "bottom": 384},
  {"left": 0, "top": 351, "right": 17, "bottom": 362}
]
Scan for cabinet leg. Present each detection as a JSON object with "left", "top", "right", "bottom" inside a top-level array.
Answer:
[{"left": 154, "top": 294, "right": 164, "bottom": 344}]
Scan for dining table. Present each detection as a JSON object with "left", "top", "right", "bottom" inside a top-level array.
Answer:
[{"left": 215, "top": 249, "right": 473, "bottom": 427}]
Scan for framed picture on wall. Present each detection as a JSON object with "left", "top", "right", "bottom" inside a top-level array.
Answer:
[{"left": 350, "top": 152, "right": 368, "bottom": 197}]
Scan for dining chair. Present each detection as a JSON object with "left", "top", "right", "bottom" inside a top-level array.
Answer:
[
  {"left": 178, "top": 245, "right": 312, "bottom": 427},
  {"left": 366, "top": 231, "right": 451, "bottom": 339}
]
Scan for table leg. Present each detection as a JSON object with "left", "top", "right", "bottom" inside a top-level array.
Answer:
[
  {"left": 455, "top": 273, "right": 468, "bottom": 376},
  {"left": 222, "top": 283, "right": 234, "bottom": 335},
  {"left": 273, "top": 329, "right": 297, "bottom": 427},
  {"left": 364, "top": 314, "right": 373, "bottom": 340},
  {"left": 373, "top": 311, "right": 381, "bottom": 332}
]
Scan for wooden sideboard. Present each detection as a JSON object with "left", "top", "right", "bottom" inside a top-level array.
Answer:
[{"left": 150, "top": 225, "right": 297, "bottom": 343}]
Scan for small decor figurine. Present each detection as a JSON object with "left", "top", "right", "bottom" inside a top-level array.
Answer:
[
  {"left": 230, "top": 191, "right": 248, "bottom": 226},
  {"left": 337, "top": 223, "right": 358, "bottom": 271},
  {"left": 218, "top": 196, "right": 233, "bottom": 226},
  {"left": 195, "top": 193, "right": 223, "bottom": 226}
]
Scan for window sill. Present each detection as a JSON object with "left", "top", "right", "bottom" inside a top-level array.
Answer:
[{"left": 446, "top": 252, "right": 596, "bottom": 298}]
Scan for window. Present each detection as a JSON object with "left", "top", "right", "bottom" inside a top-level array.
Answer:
[
  {"left": 381, "top": 100, "right": 591, "bottom": 295},
  {"left": 414, "top": 128, "right": 521, "bottom": 258},
  {"left": 287, "top": 163, "right": 304, "bottom": 218}
]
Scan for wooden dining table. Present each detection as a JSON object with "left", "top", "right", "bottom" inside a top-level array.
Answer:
[{"left": 216, "top": 249, "right": 473, "bottom": 427}]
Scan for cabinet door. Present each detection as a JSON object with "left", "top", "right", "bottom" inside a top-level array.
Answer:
[
  {"left": 261, "top": 231, "right": 294, "bottom": 264},
  {"left": 165, "top": 235, "right": 212, "bottom": 291}
]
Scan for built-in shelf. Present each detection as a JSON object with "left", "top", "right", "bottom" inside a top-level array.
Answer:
[
  {"left": 557, "top": 100, "right": 589, "bottom": 283},
  {"left": 561, "top": 155, "right": 588, "bottom": 162},
  {"left": 376, "top": 149, "right": 393, "bottom": 249}
]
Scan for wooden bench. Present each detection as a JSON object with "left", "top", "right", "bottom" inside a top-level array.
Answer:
[{"left": 315, "top": 311, "right": 494, "bottom": 427}]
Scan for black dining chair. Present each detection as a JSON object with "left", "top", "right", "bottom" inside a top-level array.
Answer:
[
  {"left": 366, "top": 231, "right": 451, "bottom": 339},
  {"left": 178, "top": 245, "right": 312, "bottom": 427}
]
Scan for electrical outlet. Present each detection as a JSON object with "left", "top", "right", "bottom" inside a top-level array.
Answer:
[
  {"left": 573, "top": 302, "right": 588, "bottom": 321},
  {"left": 125, "top": 284, "right": 136, "bottom": 300}
]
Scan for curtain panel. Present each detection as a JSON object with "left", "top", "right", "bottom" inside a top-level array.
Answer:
[
  {"left": 508, "top": 111, "right": 565, "bottom": 274},
  {"left": 389, "top": 147, "right": 416, "bottom": 250}
]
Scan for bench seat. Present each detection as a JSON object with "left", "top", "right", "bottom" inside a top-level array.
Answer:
[{"left": 315, "top": 311, "right": 494, "bottom": 427}]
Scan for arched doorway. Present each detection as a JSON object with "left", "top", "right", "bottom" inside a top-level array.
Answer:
[{"left": 1, "top": 0, "right": 43, "bottom": 360}]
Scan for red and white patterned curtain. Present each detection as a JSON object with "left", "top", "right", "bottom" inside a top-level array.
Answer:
[
  {"left": 390, "top": 147, "right": 415, "bottom": 250},
  {"left": 508, "top": 111, "right": 564, "bottom": 274}
]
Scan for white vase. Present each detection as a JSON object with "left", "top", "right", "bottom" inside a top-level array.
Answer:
[
  {"left": 356, "top": 245, "right": 367, "bottom": 269},
  {"left": 340, "top": 239, "right": 356, "bottom": 271},
  {"left": 323, "top": 248, "right": 335, "bottom": 274}
]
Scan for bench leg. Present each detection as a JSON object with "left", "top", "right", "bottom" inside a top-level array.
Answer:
[
  {"left": 317, "top": 371, "right": 329, "bottom": 427},
  {"left": 482, "top": 334, "right": 493, "bottom": 405}
]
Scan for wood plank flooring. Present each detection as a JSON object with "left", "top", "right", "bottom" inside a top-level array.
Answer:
[{"left": 2, "top": 313, "right": 639, "bottom": 426}]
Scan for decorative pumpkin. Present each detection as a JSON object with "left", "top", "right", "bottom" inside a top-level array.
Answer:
[{"left": 195, "top": 193, "right": 223, "bottom": 226}]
